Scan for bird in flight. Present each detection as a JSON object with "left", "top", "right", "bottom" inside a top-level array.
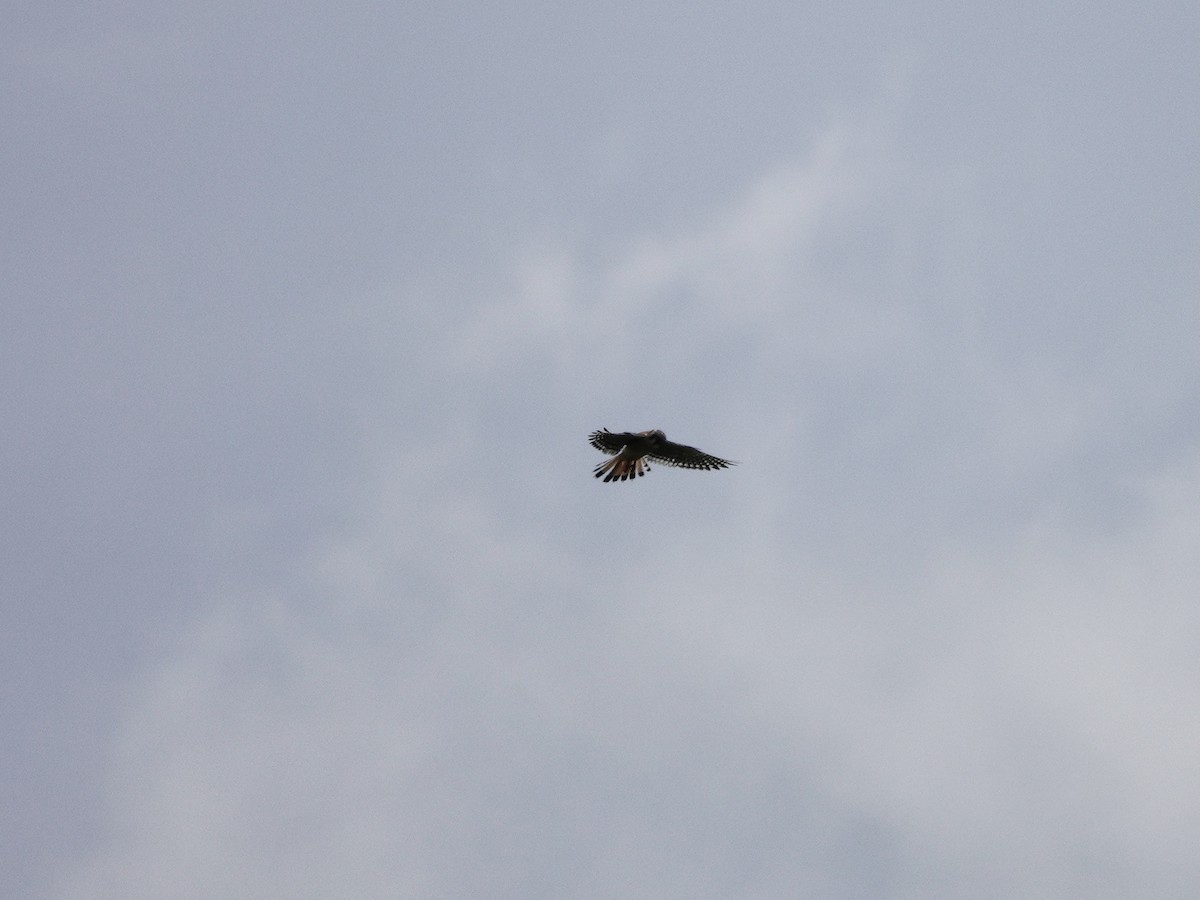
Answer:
[{"left": 588, "top": 428, "right": 737, "bottom": 483}]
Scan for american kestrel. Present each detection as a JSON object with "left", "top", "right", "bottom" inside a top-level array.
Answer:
[{"left": 588, "top": 428, "right": 736, "bottom": 483}]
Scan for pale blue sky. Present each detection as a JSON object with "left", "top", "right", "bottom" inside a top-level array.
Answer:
[{"left": 5, "top": 2, "right": 1199, "bottom": 897}]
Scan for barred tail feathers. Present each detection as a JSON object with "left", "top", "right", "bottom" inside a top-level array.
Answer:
[{"left": 593, "top": 456, "right": 650, "bottom": 482}]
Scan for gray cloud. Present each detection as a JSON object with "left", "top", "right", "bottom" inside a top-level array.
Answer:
[
  {"left": 6, "top": 3, "right": 1198, "bottom": 898},
  {"left": 54, "top": 115, "right": 1200, "bottom": 896}
]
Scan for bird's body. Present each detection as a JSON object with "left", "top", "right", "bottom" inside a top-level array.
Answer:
[{"left": 588, "top": 428, "right": 736, "bottom": 482}]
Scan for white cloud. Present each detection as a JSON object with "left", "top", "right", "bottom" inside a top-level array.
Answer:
[{"left": 454, "top": 119, "right": 889, "bottom": 379}]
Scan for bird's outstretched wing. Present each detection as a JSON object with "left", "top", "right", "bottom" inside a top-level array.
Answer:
[
  {"left": 588, "top": 429, "right": 637, "bottom": 456},
  {"left": 647, "top": 439, "right": 736, "bottom": 471}
]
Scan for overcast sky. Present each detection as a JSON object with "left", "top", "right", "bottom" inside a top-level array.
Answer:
[{"left": 5, "top": 2, "right": 1200, "bottom": 898}]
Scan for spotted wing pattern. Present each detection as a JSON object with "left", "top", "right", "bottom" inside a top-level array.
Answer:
[{"left": 646, "top": 439, "right": 735, "bottom": 471}]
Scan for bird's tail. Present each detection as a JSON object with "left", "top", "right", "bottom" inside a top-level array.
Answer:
[{"left": 593, "top": 456, "right": 650, "bottom": 482}]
